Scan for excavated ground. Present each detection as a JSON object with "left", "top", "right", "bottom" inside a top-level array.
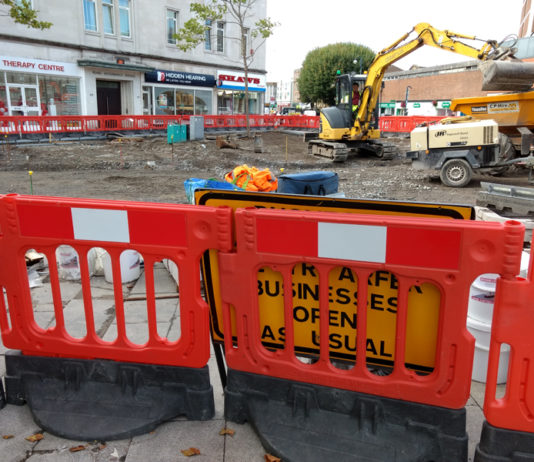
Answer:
[{"left": 0, "top": 131, "right": 532, "bottom": 206}]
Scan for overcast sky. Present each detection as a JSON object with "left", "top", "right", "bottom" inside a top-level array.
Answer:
[{"left": 265, "top": 0, "right": 524, "bottom": 82}]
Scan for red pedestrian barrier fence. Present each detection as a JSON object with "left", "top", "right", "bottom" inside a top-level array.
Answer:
[
  {"left": 220, "top": 207, "right": 525, "bottom": 461},
  {"left": 379, "top": 116, "right": 443, "bottom": 133},
  {"left": 0, "top": 193, "right": 232, "bottom": 440},
  {"left": 0, "top": 114, "right": 319, "bottom": 137},
  {"left": 220, "top": 208, "right": 523, "bottom": 409},
  {"left": 1, "top": 191, "right": 534, "bottom": 460},
  {"left": 0, "top": 194, "right": 232, "bottom": 366}
]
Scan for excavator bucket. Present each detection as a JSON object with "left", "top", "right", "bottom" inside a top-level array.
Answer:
[{"left": 479, "top": 61, "right": 534, "bottom": 92}]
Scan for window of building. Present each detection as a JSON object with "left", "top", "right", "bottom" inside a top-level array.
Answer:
[
  {"left": 204, "top": 19, "right": 212, "bottom": 51},
  {"left": 83, "top": 0, "right": 97, "bottom": 32},
  {"left": 102, "top": 0, "right": 115, "bottom": 35},
  {"left": 151, "top": 86, "right": 212, "bottom": 116},
  {"left": 167, "top": 10, "right": 179, "bottom": 44},
  {"left": 175, "top": 89, "right": 194, "bottom": 115},
  {"left": 216, "top": 21, "right": 225, "bottom": 53},
  {"left": 119, "top": 0, "right": 131, "bottom": 37},
  {"left": 38, "top": 75, "right": 81, "bottom": 116},
  {"left": 194, "top": 90, "right": 211, "bottom": 115}
]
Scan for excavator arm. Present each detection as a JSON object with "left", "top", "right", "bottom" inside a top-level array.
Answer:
[
  {"left": 311, "top": 22, "right": 534, "bottom": 162},
  {"left": 355, "top": 23, "right": 516, "bottom": 138}
]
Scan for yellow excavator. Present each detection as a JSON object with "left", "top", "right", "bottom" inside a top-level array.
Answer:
[{"left": 309, "top": 23, "right": 534, "bottom": 162}]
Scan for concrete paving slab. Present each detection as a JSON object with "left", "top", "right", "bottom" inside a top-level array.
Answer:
[
  {"left": 466, "top": 403, "right": 486, "bottom": 462},
  {"left": 125, "top": 420, "right": 224, "bottom": 462},
  {"left": 32, "top": 434, "right": 130, "bottom": 461},
  {"left": 128, "top": 266, "right": 178, "bottom": 297},
  {"left": 0, "top": 404, "right": 42, "bottom": 462},
  {"left": 223, "top": 421, "right": 267, "bottom": 462}
]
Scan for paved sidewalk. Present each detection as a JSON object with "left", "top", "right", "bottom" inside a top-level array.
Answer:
[{"left": 0, "top": 261, "right": 495, "bottom": 461}]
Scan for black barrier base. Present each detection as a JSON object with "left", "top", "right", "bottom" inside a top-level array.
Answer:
[
  {"left": 0, "top": 378, "right": 5, "bottom": 410},
  {"left": 225, "top": 369, "right": 468, "bottom": 462},
  {"left": 475, "top": 420, "right": 534, "bottom": 461},
  {"left": 4, "top": 350, "right": 214, "bottom": 441}
]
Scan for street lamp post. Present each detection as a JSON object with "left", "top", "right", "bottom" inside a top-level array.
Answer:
[
  {"left": 353, "top": 59, "right": 362, "bottom": 74},
  {"left": 404, "top": 85, "right": 412, "bottom": 116}
]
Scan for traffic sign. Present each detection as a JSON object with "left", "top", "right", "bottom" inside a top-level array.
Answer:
[{"left": 195, "top": 190, "right": 474, "bottom": 372}]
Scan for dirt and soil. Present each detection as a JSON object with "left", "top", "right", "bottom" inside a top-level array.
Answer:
[{"left": 0, "top": 131, "right": 532, "bottom": 206}]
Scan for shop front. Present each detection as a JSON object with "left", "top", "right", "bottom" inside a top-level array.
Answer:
[
  {"left": 0, "top": 57, "right": 83, "bottom": 116},
  {"left": 216, "top": 70, "right": 266, "bottom": 115},
  {"left": 144, "top": 70, "right": 216, "bottom": 116}
]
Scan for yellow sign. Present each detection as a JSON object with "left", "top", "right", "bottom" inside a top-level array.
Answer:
[{"left": 197, "top": 190, "right": 473, "bottom": 372}]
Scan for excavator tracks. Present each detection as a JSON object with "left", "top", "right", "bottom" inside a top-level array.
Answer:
[
  {"left": 308, "top": 140, "right": 349, "bottom": 162},
  {"left": 308, "top": 139, "right": 398, "bottom": 162}
]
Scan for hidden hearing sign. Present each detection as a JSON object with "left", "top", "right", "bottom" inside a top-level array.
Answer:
[
  {"left": 145, "top": 70, "right": 216, "bottom": 87},
  {"left": 197, "top": 190, "right": 473, "bottom": 373}
]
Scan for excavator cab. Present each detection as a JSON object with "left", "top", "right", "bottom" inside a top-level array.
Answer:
[{"left": 334, "top": 73, "right": 368, "bottom": 124}]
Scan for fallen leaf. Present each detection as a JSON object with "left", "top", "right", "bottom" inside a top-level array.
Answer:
[
  {"left": 219, "top": 427, "right": 235, "bottom": 436},
  {"left": 265, "top": 454, "right": 281, "bottom": 462},
  {"left": 181, "top": 447, "right": 201, "bottom": 457},
  {"left": 98, "top": 443, "right": 107, "bottom": 450},
  {"left": 69, "top": 445, "right": 87, "bottom": 452},
  {"left": 25, "top": 433, "right": 44, "bottom": 442},
  {"left": 2, "top": 435, "right": 14, "bottom": 439}
]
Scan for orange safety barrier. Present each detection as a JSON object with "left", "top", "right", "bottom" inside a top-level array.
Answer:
[
  {"left": 0, "top": 114, "right": 319, "bottom": 137},
  {"left": 219, "top": 208, "right": 524, "bottom": 409},
  {"left": 379, "top": 116, "right": 443, "bottom": 133},
  {"left": 483, "top": 248, "right": 534, "bottom": 433},
  {"left": 0, "top": 194, "right": 232, "bottom": 368}
]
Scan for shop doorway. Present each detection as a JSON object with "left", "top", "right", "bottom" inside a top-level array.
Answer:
[
  {"left": 142, "top": 86, "right": 153, "bottom": 115},
  {"left": 7, "top": 84, "right": 41, "bottom": 116},
  {"left": 97, "top": 80, "right": 121, "bottom": 115}
]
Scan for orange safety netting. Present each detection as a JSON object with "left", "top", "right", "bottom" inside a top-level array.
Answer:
[{"left": 224, "top": 164, "right": 278, "bottom": 192}]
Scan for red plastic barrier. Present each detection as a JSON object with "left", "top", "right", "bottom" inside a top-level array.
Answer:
[
  {"left": 0, "top": 194, "right": 232, "bottom": 368},
  {"left": 218, "top": 208, "right": 524, "bottom": 409},
  {"left": 379, "top": 116, "right": 443, "bottom": 133},
  {"left": 0, "top": 114, "right": 319, "bottom": 136},
  {"left": 483, "top": 247, "right": 534, "bottom": 432}
]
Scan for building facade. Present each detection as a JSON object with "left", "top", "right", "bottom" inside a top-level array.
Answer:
[{"left": 0, "top": 0, "right": 267, "bottom": 117}]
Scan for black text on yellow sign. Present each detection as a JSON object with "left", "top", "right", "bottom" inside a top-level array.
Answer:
[
  {"left": 256, "top": 264, "right": 440, "bottom": 372},
  {"left": 197, "top": 190, "right": 469, "bottom": 372}
]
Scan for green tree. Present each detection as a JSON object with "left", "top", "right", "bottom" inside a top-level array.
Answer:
[
  {"left": 1, "top": 0, "right": 52, "bottom": 29},
  {"left": 174, "top": 0, "right": 276, "bottom": 135},
  {"left": 298, "top": 43, "right": 375, "bottom": 106}
]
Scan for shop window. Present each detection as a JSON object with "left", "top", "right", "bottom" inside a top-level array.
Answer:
[
  {"left": 176, "top": 89, "right": 194, "bottom": 115},
  {"left": 167, "top": 9, "right": 179, "bottom": 44},
  {"left": 217, "top": 90, "right": 233, "bottom": 114},
  {"left": 204, "top": 19, "right": 212, "bottom": 51},
  {"left": 194, "top": 90, "right": 211, "bottom": 115},
  {"left": 216, "top": 21, "right": 225, "bottom": 53},
  {"left": 119, "top": 0, "right": 131, "bottom": 38},
  {"left": 0, "top": 85, "right": 7, "bottom": 116},
  {"left": 38, "top": 76, "right": 81, "bottom": 116},
  {"left": 155, "top": 88, "right": 175, "bottom": 115},
  {"left": 83, "top": 0, "right": 97, "bottom": 32},
  {"left": 103, "top": 0, "right": 115, "bottom": 35},
  {"left": 6, "top": 72, "right": 37, "bottom": 85}
]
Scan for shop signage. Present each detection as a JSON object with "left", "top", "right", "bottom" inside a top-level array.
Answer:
[
  {"left": 413, "top": 103, "right": 421, "bottom": 108},
  {"left": 217, "top": 70, "right": 266, "bottom": 92},
  {"left": 441, "top": 101, "right": 451, "bottom": 108},
  {"left": 145, "top": 70, "right": 216, "bottom": 87},
  {"left": 0, "top": 56, "right": 81, "bottom": 76}
]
